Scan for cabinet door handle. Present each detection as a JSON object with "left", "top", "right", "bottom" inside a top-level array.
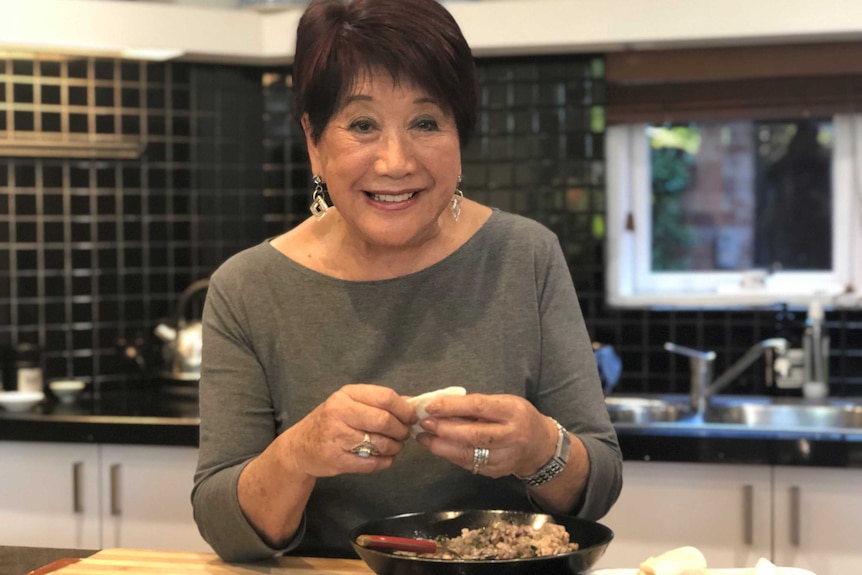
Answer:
[
  {"left": 72, "top": 462, "right": 83, "bottom": 514},
  {"left": 789, "top": 485, "right": 801, "bottom": 547},
  {"left": 742, "top": 484, "right": 754, "bottom": 545},
  {"left": 110, "top": 464, "right": 122, "bottom": 516}
]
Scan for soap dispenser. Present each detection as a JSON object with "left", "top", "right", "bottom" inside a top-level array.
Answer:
[{"left": 802, "top": 299, "right": 830, "bottom": 399}]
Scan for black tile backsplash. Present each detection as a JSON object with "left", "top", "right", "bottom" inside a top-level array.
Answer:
[
  {"left": 1, "top": 56, "right": 264, "bottom": 391},
  {"left": 1, "top": 53, "right": 860, "bottom": 397}
]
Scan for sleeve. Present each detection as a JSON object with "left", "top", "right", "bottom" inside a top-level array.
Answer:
[
  {"left": 532, "top": 234, "right": 623, "bottom": 520},
  {"left": 190, "top": 262, "right": 303, "bottom": 562}
]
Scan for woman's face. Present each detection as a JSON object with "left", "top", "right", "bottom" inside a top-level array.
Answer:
[{"left": 304, "top": 71, "right": 462, "bottom": 250}]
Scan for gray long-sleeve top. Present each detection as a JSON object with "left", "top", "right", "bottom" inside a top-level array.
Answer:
[{"left": 192, "top": 209, "right": 622, "bottom": 561}]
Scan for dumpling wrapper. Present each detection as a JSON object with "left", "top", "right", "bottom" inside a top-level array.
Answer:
[
  {"left": 407, "top": 386, "right": 467, "bottom": 436},
  {"left": 754, "top": 557, "right": 777, "bottom": 575},
  {"left": 636, "top": 546, "right": 707, "bottom": 575}
]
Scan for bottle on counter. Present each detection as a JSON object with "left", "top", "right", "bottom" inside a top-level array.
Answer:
[
  {"left": 802, "top": 298, "right": 830, "bottom": 399},
  {"left": 14, "top": 343, "right": 44, "bottom": 393}
]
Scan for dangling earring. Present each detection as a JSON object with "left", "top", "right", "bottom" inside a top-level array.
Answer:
[
  {"left": 309, "top": 175, "right": 330, "bottom": 220},
  {"left": 451, "top": 175, "right": 464, "bottom": 221}
]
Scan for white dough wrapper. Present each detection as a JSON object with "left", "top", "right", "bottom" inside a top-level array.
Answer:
[
  {"left": 407, "top": 386, "right": 467, "bottom": 436},
  {"left": 754, "top": 557, "right": 778, "bottom": 575},
  {"left": 637, "top": 546, "right": 708, "bottom": 575}
]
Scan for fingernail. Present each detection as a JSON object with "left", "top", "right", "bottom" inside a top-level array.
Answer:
[
  {"left": 420, "top": 418, "right": 436, "bottom": 433},
  {"left": 416, "top": 433, "right": 431, "bottom": 447}
]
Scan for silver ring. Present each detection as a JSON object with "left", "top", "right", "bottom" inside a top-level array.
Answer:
[
  {"left": 350, "top": 433, "right": 380, "bottom": 458},
  {"left": 471, "top": 447, "right": 490, "bottom": 474}
]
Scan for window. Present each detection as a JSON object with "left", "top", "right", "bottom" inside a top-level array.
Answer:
[{"left": 606, "top": 115, "right": 862, "bottom": 308}]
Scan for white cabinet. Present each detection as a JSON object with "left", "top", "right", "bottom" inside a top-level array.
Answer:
[
  {"left": 100, "top": 445, "right": 209, "bottom": 552},
  {"left": 773, "top": 466, "right": 862, "bottom": 575},
  {"left": 594, "top": 461, "right": 862, "bottom": 575},
  {"left": 595, "top": 461, "right": 771, "bottom": 569},
  {"left": 0, "top": 441, "right": 209, "bottom": 552},
  {"left": 0, "top": 442, "right": 100, "bottom": 549}
]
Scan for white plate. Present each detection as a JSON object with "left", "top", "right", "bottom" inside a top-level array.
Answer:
[
  {"left": 0, "top": 391, "right": 45, "bottom": 412},
  {"left": 591, "top": 569, "right": 816, "bottom": 575}
]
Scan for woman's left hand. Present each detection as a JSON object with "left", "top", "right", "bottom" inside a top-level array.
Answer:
[{"left": 413, "top": 393, "right": 560, "bottom": 478}]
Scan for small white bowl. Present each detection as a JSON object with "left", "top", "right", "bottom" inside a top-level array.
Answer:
[
  {"left": 49, "top": 380, "right": 86, "bottom": 404},
  {"left": 0, "top": 391, "right": 46, "bottom": 412}
]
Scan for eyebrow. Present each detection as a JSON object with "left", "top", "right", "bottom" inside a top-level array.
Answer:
[{"left": 342, "top": 94, "right": 439, "bottom": 106}]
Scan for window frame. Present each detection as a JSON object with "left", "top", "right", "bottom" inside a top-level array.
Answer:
[{"left": 606, "top": 115, "right": 862, "bottom": 309}]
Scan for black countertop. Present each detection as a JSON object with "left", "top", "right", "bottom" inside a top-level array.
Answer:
[
  {"left": 613, "top": 422, "right": 862, "bottom": 468},
  {"left": 2, "top": 389, "right": 862, "bottom": 468},
  {"left": 0, "top": 387, "right": 199, "bottom": 446}
]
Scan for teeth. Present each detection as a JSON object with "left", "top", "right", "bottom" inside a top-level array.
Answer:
[{"left": 370, "top": 192, "right": 415, "bottom": 203}]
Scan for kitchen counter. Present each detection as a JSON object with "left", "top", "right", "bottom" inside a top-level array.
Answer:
[
  {"left": 2, "top": 389, "right": 862, "bottom": 467},
  {"left": 0, "top": 387, "right": 199, "bottom": 446},
  {"left": 22, "top": 548, "right": 373, "bottom": 575},
  {"left": 610, "top": 394, "right": 862, "bottom": 468},
  {"left": 0, "top": 546, "right": 96, "bottom": 575},
  {"left": 613, "top": 421, "right": 862, "bottom": 468}
]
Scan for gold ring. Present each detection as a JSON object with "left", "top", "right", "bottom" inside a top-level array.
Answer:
[
  {"left": 350, "top": 433, "right": 380, "bottom": 458},
  {"left": 471, "top": 447, "right": 490, "bottom": 474}
]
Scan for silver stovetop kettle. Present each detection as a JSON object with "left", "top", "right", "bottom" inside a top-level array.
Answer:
[{"left": 154, "top": 278, "right": 209, "bottom": 381}]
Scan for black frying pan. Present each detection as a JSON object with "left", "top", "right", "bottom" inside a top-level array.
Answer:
[{"left": 349, "top": 509, "right": 614, "bottom": 575}]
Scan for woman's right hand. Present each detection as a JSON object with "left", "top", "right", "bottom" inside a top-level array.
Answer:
[{"left": 281, "top": 383, "right": 418, "bottom": 478}]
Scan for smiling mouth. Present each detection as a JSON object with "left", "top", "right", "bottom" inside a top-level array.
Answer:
[{"left": 368, "top": 192, "right": 417, "bottom": 203}]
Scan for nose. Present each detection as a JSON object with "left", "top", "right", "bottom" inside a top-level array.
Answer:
[{"left": 374, "top": 131, "right": 415, "bottom": 178}]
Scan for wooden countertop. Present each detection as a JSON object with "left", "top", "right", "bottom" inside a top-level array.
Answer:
[{"left": 41, "top": 548, "right": 374, "bottom": 574}]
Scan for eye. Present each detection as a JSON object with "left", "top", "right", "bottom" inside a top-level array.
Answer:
[
  {"left": 414, "top": 117, "right": 440, "bottom": 131},
  {"left": 349, "top": 118, "right": 376, "bottom": 133}
]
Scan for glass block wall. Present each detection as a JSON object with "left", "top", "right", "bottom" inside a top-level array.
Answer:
[{"left": 2, "top": 53, "right": 860, "bottom": 397}]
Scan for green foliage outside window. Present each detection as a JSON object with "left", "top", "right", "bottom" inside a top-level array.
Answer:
[{"left": 650, "top": 143, "right": 697, "bottom": 271}]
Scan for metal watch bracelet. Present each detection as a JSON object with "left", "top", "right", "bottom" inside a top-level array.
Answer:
[{"left": 515, "top": 418, "right": 571, "bottom": 487}]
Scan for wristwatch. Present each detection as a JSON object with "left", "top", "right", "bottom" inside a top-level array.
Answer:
[{"left": 515, "top": 418, "right": 571, "bottom": 487}]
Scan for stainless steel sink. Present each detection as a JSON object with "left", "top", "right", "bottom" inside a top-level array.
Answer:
[
  {"left": 704, "top": 399, "right": 862, "bottom": 429},
  {"left": 605, "top": 395, "right": 862, "bottom": 431},
  {"left": 605, "top": 396, "right": 692, "bottom": 424}
]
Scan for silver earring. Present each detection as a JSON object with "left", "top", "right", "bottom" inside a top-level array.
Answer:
[
  {"left": 309, "top": 175, "right": 329, "bottom": 220},
  {"left": 451, "top": 175, "right": 464, "bottom": 221}
]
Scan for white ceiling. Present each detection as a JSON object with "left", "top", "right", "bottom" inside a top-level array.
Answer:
[{"left": 7, "top": 0, "right": 862, "bottom": 64}]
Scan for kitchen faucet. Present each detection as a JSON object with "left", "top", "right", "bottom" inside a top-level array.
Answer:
[{"left": 664, "top": 338, "right": 791, "bottom": 415}]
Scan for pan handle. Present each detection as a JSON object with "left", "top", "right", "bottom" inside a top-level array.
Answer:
[{"left": 356, "top": 534, "right": 439, "bottom": 555}]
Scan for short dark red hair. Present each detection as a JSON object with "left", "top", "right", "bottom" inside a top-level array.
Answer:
[{"left": 292, "top": 0, "right": 478, "bottom": 148}]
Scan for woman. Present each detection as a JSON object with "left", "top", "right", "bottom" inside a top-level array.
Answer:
[{"left": 192, "top": 0, "right": 622, "bottom": 562}]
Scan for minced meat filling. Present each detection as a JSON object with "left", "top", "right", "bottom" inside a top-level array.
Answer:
[{"left": 419, "top": 520, "right": 579, "bottom": 560}]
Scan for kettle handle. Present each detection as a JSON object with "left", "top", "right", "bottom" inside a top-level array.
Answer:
[{"left": 172, "top": 278, "right": 210, "bottom": 326}]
